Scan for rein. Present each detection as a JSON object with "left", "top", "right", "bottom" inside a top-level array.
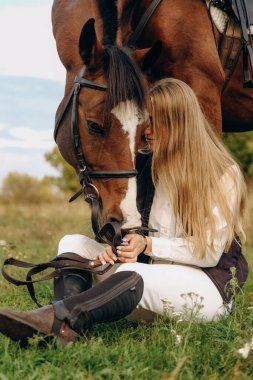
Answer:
[{"left": 2, "top": 253, "right": 111, "bottom": 307}]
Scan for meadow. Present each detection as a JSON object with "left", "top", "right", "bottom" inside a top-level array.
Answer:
[{"left": 0, "top": 189, "right": 252, "bottom": 380}]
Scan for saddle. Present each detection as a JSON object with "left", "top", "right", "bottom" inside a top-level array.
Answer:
[{"left": 206, "top": 0, "right": 253, "bottom": 89}]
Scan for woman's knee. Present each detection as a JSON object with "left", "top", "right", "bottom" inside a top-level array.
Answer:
[{"left": 58, "top": 234, "right": 94, "bottom": 257}]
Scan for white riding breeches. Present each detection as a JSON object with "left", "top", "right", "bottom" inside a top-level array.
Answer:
[{"left": 58, "top": 234, "right": 229, "bottom": 322}]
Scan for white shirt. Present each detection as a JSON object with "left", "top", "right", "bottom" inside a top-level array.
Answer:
[{"left": 148, "top": 168, "right": 238, "bottom": 267}]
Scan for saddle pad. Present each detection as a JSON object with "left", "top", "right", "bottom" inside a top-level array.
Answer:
[
  {"left": 206, "top": 0, "right": 253, "bottom": 36},
  {"left": 206, "top": 0, "right": 229, "bottom": 34}
]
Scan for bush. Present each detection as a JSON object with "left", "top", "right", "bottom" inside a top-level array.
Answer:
[
  {"left": 44, "top": 147, "right": 79, "bottom": 192},
  {"left": 223, "top": 131, "right": 253, "bottom": 177},
  {"left": 0, "top": 172, "right": 61, "bottom": 204}
]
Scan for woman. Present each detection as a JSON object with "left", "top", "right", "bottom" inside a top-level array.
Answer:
[
  {"left": 92, "top": 78, "right": 248, "bottom": 320},
  {"left": 0, "top": 79, "right": 248, "bottom": 345}
]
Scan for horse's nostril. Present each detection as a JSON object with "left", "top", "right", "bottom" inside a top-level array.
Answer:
[{"left": 107, "top": 214, "right": 123, "bottom": 224}]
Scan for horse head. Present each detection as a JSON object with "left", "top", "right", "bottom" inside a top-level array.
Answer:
[{"left": 53, "top": 1, "right": 159, "bottom": 231}]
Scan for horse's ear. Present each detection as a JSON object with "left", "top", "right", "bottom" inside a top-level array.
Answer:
[
  {"left": 134, "top": 40, "right": 162, "bottom": 72},
  {"left": 79, "top": 18, "right": 103, "bottom": 67}
]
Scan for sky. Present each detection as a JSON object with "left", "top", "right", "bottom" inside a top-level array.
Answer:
[{"left": 0, "top": 0, "right": 66, "bottom": 183}]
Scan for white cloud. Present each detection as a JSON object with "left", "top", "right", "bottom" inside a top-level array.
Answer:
[
  {"left": 10, "top": 127, "right": 52, "bottom": 142},
  {"left": 0, "top": 122, "right": 7, "bottom": 132},
  {"left": 0, "top": 3, "right": 65, "bottom": 82},
  {"left": 0, "top": 152, "right": 58, "bottom": 182},
  {"left": 0, "top": 127, "right": 54, "bottom": 149}
]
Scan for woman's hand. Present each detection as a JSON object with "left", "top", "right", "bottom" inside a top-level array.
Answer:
[
  {"left": 116, "top": 234, "right": 146, "bottom": 263},
  {"left": 95, "top": 246, "right": 117, "bottom": 266},
  {"left": 96, "top": 234, "right": 150, "bottom": 265}
]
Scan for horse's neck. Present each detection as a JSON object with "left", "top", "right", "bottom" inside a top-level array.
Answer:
[
  {"left": 116, "top": 0, "right": 134, "bottom": 44},
  {"left": 95, "top": 0, "right": 160, "bottom": 47},
  {"left": 117, "top": 0, "right": 136, "bottom": 18},
  {"left": 118, "top": 0, "right": 150, "bottom": 44}
]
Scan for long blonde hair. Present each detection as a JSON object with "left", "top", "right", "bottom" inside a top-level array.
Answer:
[{"left": 149, "top": 78, "right": 247, "bottom": 258}]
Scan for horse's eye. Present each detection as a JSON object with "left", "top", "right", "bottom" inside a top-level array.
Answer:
[{"left": 87, "top": 120, "right": 105, "bottom": 136}]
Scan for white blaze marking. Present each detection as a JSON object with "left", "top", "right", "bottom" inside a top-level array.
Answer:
[
  {"left": 112, "top": 100, "right": 142, "bottom": 163},
  {"left": 111, "top": 100, "right": 146, "bottom": 227},
  {"left": 120, "top": 177, "right": 141, "bottom": 228}
]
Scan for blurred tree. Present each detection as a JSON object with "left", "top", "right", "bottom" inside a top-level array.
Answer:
[
  {"left": 223, "top": 131, "right": 253, "bottom": 177},
  {"left": 0, "top": 172, "right": 60, "bottom": 204},
  {"left": 44, "top": 147, "right": 79, "bottom": 192}
]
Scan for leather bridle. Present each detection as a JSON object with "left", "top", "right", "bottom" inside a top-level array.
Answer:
[
  {"left": 54, "top": 66, "right": 138, "bottom": 185},
  {"left": 54, "top": 66, "right": 145, "bottom": 248}
]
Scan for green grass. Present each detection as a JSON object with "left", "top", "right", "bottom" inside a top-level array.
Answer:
[{"left": 0, "top": 196, "right": 252, "bottom": 380}]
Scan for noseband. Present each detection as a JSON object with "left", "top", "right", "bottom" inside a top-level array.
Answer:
[{"left": 54, "top": 67, "right": 143, "bottom": 248}]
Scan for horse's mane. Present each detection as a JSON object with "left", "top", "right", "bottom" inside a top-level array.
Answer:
[
  {"left": 97, "top": 0, "right": 118, "bottom": 46},
  {"left": 103, "top": 46, "right": 147, "bottom": 115},
  {"left": 97, "top": 1, "right": 147, "bottom": 115}
]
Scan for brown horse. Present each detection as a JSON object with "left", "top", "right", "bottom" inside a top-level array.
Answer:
[
  {"left": 52, "top": 0, "right": 158, "bottom": 230},
  {"left": 52, "top": 0, "right": 252, "bottom": 232},
  {"left": 118, "top": 0, "right": 253, "bottom": 133}
]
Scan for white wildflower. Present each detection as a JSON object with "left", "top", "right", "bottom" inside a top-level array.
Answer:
[
  {"left": 162, "top": 298, "right": 174, "bottom": 317},
  {"left": 237, "top": 337, "right": 253, "bottom": 359},
  {"left": 172, "top": 311, "right": 183, "bottom": 318},
  {"left": 237, "top": 343, "right": 251, "bottom": 359}
]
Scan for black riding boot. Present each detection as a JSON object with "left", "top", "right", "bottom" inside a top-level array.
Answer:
[
  {"left": 53, "top": 271, "right": 144, "bottom": 333},
  {"left": 53, "top": 253, "right": 92, "bottom": 301}
]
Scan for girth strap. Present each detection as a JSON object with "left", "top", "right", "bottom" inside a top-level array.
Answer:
[{"left": 128, "top": 0, "right": 162, "bottom": 47}]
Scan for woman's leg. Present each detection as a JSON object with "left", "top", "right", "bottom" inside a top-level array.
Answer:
[
  {"left": 57, "top": 234, "right": 104, "bottom": 259},
  {"left": 0, "top": 271, "right": 144, "bottom": 344},
  {"left": 115, "top": 263, "right": 228, "bottom": 322},
  {"left": 54, "top": 271, "right": 144, "bottom": 334}
]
